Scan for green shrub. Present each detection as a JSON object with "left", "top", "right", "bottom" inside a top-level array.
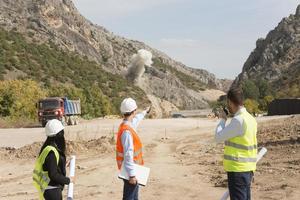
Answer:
[
  {"left": 242, "top": 80, "right": 260, "bottom": 100},
  {"left": 244, "top": 99, "right": 260, "bottom": 115},
  {"left": 0, "top": 80, "right": 47, "bottom": 120},
  {"left": 259, "top": 95, "right": 274, "bottom": 111}
]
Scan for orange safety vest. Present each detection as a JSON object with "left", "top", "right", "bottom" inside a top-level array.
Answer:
[{"left": 116, "top": 123, "right": 144, "bottom": 170}]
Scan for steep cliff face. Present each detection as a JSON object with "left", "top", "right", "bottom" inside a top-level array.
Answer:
[
  {"left": 232, "top": 5, "right": 300, "bottom": 97},
  {"left": 0, "top": 0, "right": 229, "bottom": 116}
]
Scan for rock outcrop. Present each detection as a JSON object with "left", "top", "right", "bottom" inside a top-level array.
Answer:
[{"left": 232, "top": 4, "right": 300, "bottom": 97}]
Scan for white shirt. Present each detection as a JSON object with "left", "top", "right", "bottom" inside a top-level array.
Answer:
[
  {"left": 121, "top": 111, "right": 147, "bottom": 177},
  {"left": 215, "top": 107, "right": 246, "bottom": 143}
]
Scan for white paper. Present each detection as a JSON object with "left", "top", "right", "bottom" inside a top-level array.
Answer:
[
  {"left": 219, "top": 147, "right": 267, "bottom": 200},
  {"left": 67, "top": 183, "right": 74, "bottom": 200},
  {"left": 118, "top": 164, "right": 150, "bottom": 186},
  {"left": 256, "top": 147, "right": 267, "bottom": 162},
  {"left": 67, "top": 156, "right": 76, "bottom": 200}
]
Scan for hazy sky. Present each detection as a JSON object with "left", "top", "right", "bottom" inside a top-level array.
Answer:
[{"left": 73, "top": 0, "right": 299, "bottom": 79}]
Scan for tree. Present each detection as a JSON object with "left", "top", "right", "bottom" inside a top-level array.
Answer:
[
  {"left": 259, "top": 95, "right": 274, "bottom": 111},
  {"left": 256, "top": 79, "right": 272, "bottom": 98},
  {"left": 244, "top": 99, "right": 260, "bottom": 116},
  {"left": 0, "top": 80, "right": 47, "bottom": 120},
  {"left": 84, "top": 84, "right": 113, "bottom": 117},
  {"left": 242, "top": 80, "right": 260, "bottom": 100}
]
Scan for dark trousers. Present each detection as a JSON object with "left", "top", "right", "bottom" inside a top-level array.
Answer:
[
  {"left": 44, "top": 188, "right": 62, "bottom": 200},
  {"left": 227, "top": 172, "right": 253, "bottom": 200},
  {"left": 123, "top": 180, "right": 139, "bottom": 200}
]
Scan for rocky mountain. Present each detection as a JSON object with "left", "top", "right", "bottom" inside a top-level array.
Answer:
[
  {"left": 232, "top": 5, "right": 300, "bottom": 98},
  {"left": 0, "top": 0, "right": 230, "bottom": 117}
]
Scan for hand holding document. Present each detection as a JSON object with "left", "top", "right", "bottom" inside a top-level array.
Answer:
[{"left": 118, "top": 164, "right": 150, "bottom": 186}]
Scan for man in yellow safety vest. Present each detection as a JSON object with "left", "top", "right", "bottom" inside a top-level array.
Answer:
[{"left": 215, "top": 88, "right": 257, "bottom": 200}]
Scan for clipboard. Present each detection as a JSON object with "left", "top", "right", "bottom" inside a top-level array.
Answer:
[{"left": 118, "top": 164, "right": 150, "bottom": 186}]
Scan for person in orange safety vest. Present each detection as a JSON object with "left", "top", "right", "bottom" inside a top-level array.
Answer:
[{"left": 116, "top": 98, "right": 151, "bottom": 200}]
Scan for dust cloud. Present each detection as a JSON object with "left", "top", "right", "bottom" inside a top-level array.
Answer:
[{"left": 126, "top": 49, "right": 153, "bottom": 82}]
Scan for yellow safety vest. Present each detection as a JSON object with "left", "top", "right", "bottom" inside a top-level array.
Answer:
[
  {"left": 33, "top": 146, "right": 59, "bottom": 200},
  {"left": 223, "top": 109, "right": 257, "bottom": 172}
]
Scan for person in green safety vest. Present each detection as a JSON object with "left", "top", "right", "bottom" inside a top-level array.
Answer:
[
  {"left": 215, "top": 88, "right": 257, "bottom": 200},
  {"left": 33, "top": 119, "right": 75, "bottom": 200}
]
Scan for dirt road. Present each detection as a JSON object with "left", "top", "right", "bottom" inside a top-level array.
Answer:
[{"left": 0, "top": 115, "right": 298, "bottom": 200}]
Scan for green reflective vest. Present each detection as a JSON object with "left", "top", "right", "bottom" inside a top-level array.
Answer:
[
  {"left": 33, "top": 146, "right": 59, "bottom": 200},
  {"left": 223, "top": 109, "right": 257, "bottom": 172}
]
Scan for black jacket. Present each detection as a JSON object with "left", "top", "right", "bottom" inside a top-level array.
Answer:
[{"left": 42, "top": 147, "right": 70, "bottom": 189}]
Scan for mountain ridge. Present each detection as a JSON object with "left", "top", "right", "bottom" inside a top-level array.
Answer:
[
  {"left": 232, "top": 4, "right": 300, "bottom": 98},
  {"left": 0, "top": 0, "right": 231, "bottom": 117}
]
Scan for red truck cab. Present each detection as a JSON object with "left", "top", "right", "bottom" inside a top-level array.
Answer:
[{"left": 38, "top": 98, "right": 65, "bottom": 127}]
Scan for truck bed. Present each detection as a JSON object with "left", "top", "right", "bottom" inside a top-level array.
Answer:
[{"left": 64, "top": 99, "right": 81, "bottom": 115}]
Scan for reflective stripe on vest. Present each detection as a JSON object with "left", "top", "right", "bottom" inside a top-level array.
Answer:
[
  {"left": 33, "top": 169, "right": 50, "bottom": 183},
  {"left": 33, "top": 146, "right": 59, "bottom": 199},
  {"left": 33, "top": 177, "right": 45, "bottom": 191},
  {"left": 116, "top": 152, "right": 124, "bottom": 158},
  {"left": 223, "top": 110, "right": 258, "bottom": 172},
  {"left": 116, "top": 148, "right": 143, "bottom": 158},
  {"left": 224, "top": 155, "right": 257, "bottom": 163},
  {"left": 225, "top": 141, "right": 257, "bottom": 151},
  {"left": 134, "top": 148, "right": 143, "bottom": 157},
  {"left": 116, "top": 123, "right": 144, "bottom": 169}
]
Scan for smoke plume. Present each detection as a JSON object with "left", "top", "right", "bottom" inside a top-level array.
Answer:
[{"left": 126, "top": 49, "right": 153, "bottom": 82}]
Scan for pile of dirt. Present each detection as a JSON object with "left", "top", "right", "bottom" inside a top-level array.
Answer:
[
  {"left": 258, "top": 115, "right": 300, "bottom": 146},
  {"left": 67, "top": 136, "right": 114, "bottom": 155},
  {"left": 0, "top": 142, "right": 43, "bottom": 160},
  {"left": 0, "top": 136, "right": 114, "bottom": 160},
  {"left": 253, "top": 115, "right": 300, "bottom": 199}
]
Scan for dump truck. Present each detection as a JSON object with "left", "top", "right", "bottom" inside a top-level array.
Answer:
[{"left": 37, "top": 97, "right": 81, "bottom": 127}]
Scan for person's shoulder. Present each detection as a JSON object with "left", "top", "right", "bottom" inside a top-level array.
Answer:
[
  {"left": 44, "top": 150, "right": 56, "bottom": 163},
  {"left": 41, "top": 145, "right": 57, "bottom": 154},
  {"left": 232, "top": 114, "right": 244, "bottom": 125}
]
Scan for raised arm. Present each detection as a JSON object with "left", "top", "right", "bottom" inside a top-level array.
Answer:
[{"left": 131, "top": 110, "right": 148, "bottom": 130}]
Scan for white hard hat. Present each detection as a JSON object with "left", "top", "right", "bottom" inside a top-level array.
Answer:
[
  {"left": 120, "top": 98, "right": 138, "bottom": 114},
  {"left": 45, "top": 119, "right": 64, "bottom": 137}
]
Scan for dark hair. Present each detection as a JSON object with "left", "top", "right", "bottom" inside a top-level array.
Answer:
[
  {"left": 39, "top": 130, "right": 66, "bottom": 155},
  {"left": 123, "top": 109, "right": 136, "bottom": 117},
  {"left": 227, "top": 87, "right": 244, "bottom": 106}
]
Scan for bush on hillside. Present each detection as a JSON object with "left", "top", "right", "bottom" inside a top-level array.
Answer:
[
  {"left": 240, "top": 79, "right": 274, "bottom": 112},
  {"left": 242, "top": 80, "right": 260, "bottom": 100},
  {"left": 244, "top": 99, "right": 260, "bottom": 116},
  {"left": 259, "top": 95, "right": 274, "bottom": 111},
  {"left": 0, "top": 80, "right": 47, "bottom": 120}
]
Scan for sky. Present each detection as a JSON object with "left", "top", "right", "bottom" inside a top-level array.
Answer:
[{"left": 73, "top": 0, "right": 299, "bottom": 79}]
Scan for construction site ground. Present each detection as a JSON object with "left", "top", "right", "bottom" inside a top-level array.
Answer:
[{"left": 0, "top": 115, "right": 299, "bottom": 200}]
